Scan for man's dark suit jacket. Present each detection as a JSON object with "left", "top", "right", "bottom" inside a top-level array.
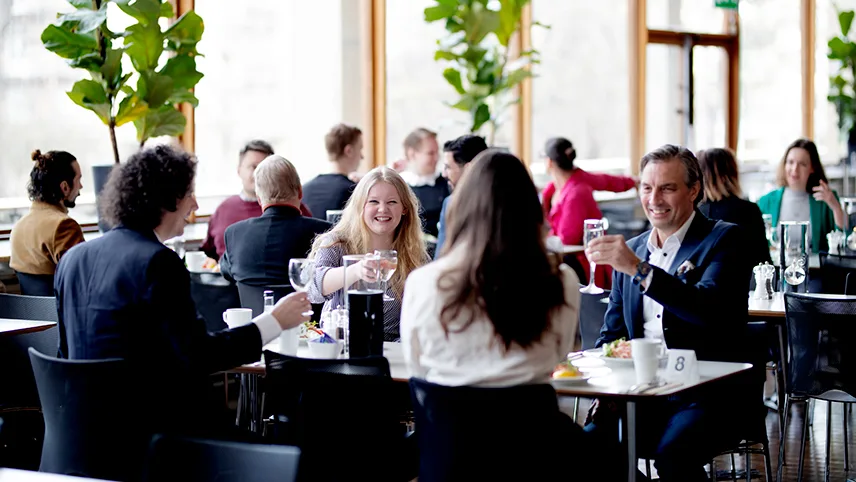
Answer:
[
  {"left": 54, "top": 226, "right": 264, "bottom": 436},
  {"left": 597, "top": 212, "right": 755, "bottom": 366},
  {"left": 220, "top": 205, "right": 332, "bottom": 286}
]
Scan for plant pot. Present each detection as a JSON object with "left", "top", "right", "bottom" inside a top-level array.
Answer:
[{"left": 91, "top": 164, "right": 115, "bottom": 233}]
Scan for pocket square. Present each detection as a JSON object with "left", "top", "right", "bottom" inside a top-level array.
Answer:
[{"left": 676, "top": 260, "right": 696, "bottom": 277}]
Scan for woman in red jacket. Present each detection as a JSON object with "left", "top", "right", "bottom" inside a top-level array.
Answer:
[{"left": 541, "top": 137, "right": 637, "bottom": 288}]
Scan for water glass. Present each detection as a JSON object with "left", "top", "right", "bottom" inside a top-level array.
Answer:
[
  {"left": 288, "top": 258, "right": 315, "bottom": 317},
  {"left": 374, "top": 250, "right": 398, "bottom": 302},
  {"left": 779, "top": 221, "right": 809, "bottom": 292}
]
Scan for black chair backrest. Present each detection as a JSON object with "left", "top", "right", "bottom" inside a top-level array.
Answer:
[
  {"left": 14, "top": 272, "right": 55, "bottom": 297},
  {"left": 28, "top": 348, "right": 148, "bottom": 481},
  {"left": 783, "top": 293, "right": 856, "bottom": 400},
  {"left": 0, "top": 293, "right": 59, "bottom": 408},
  {"left": 409, "top": 378, "right": 564, "bottom": 482},
  {"left": 579, "top": 290, "right": 610, "bottom": 350},
  {"left": 263, "top": 350, "right": 401, "bottom": 481},
  {"left": 818, "top": 252, "right": 856, "bottom": 294},
  {"left": 237, "top": 283, "right": 295, "bottom": 317},
  {"left": 144, "top": 434, "right": 301, "bottom": 482},
  {"left": 189, "top": 272, "right": 241, "bottom": 332}
]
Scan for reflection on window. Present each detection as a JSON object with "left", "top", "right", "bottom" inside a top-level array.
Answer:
[
  {"left": 531, "top": 0, "right": 629, "bottom": 178},
  {"left": 0, "top": 0, "right": 137, "bottom": 214},
  {"left": 194, "top": 0, "right": 367, "bottom": 197},
  {"left": 385, "top": 0, "right": 514, "bottom": 166}
]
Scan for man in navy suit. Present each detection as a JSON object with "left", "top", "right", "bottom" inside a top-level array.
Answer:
[
  {"left": 220, "top": 155, "right": 332, "bottom": 287},
  {"left": 585, "top": 145, "right": 763, "bottom": 481},
  {"left": 55, "top": 146, "right": 311, "bottom": 439}
]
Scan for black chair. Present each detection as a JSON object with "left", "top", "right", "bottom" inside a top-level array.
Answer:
[
  {"left": 579, "top": 290, "right": 610, "bottom": 350},
  {"left": 818, "top": 252, "right": 856, "bottom": 294},
  {"left": 189, "top": 272, "right": 241, "bottom": 332},
  {"left": 778, "top": 293, "right": 856, "bottom": 482},
  {"left": 264, "top": 350, "right": 414, "bottom": 482},
  {"left": 28, "top": 348, "right": 148, "bottom": 482},
  {"left": 237, "top": 283, "right": 295, "bottom": 317},
  {"left": 14, "top": 272, "right": 55, "bottom": 297},
  {"left": 144, "top": 434, "right": 301, "bottom": 482},
  {"left": 409, "top": 378, "right": 568, "bottom": 482}
]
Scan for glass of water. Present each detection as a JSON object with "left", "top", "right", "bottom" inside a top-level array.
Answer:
[
  {"left": 288, "top": 258, "right": 316, "bottom": 316},
  {"left": 580, "top": 219, "right": 605, "bottom": 295},
  {"left": 374, "top": 250, "right": 398, "bottom": 301}
]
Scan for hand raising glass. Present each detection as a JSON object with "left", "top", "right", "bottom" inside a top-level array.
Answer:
[{"left": 580, "top": 219, "right": 605, "bottom": 294}]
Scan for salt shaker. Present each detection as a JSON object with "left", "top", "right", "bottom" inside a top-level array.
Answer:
[{"left": 753, "top": 262, "right": 775, "bottom": 300}]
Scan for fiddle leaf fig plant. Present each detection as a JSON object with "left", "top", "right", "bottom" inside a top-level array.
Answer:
[
  {"left": 41, "top": 0, "right": 204, "bottom": 164},
  {"left": 425, "top": 0, "right": 543, "bottom": 145},
  {"left": 828, "top": 8, "right": 856, "bottom": 145}
]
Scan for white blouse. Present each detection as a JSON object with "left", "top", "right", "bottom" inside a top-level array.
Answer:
[{"left": 400, "top": 246, "right": 581, "bottom": 387}]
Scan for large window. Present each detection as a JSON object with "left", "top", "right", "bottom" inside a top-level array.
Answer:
[
  {"left": 193, "top": 0, "right": 367, "bottom": 197},
  {"left": 647, "top": 0, "right": 727, "bottom": 34},
  {"left": 0, "top": 0, "right": 137, "bottom": 224},
  {"left": 385, "top": 0, "right": 514, "bottom": 166},
  {"left": 816, "top": 0, "right": 856, "bottom": 163},
  {"left": 530, "top": 0, "right": 630, "bottom": 177}
]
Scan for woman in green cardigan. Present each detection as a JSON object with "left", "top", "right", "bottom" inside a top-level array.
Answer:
[{"left": 756, "top": 138, "right": 844, "bottom": 253}]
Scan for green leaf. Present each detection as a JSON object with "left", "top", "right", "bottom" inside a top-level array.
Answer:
[
  {"left": 167, "top": 89, "right": 199, "bottom": 107},
  {"left": 424, "top": 4, "right": 456, "bottom": 23},
  {"left": 41, "top": 24, "right": 98, "bottom": 59},
  {"left": 115, "top": 0, "right": 163, "bottom": 26},
  {"left": 68, "top": 0, "right": 96, "bottom": 8},
  {"left": 100, "top": 48, "right": 125, "bottom": 90},
  {"left": 115, "top": 94, "right": 149, "bottom": 126},
  {"left": 434, "top": 50, "right": 459, "bottom": 61},
  {"left": 66, "top": 79, "right": 111, "bottom": 125},
  {"left": 137, "top": 72, "right": 174, "bottom": 107},
  {"left": 160, "top": 54, "right": 203, "bottom": 90},
  {"left": 124, "top": 23, "right": 164, "bottom": 72},
  {"left": 462, "top": 4, "right": 500, "bottom": 45},
  {"left": 496, "top": 0, "right": 520, "bottom": 47},
  {"left": 68, "top": 52, "right": 103, "bottom": 72},
  {"left": 840, "top": 10, "right": 855, "bottom": 37},
  {"left": 164, "top": 11, "right": 204, "bottom": 54},
  {"left": 443, "top": 68, "right": 466, "bottom": 94},
  {"left": 57, "top": 7, "right": 108, "bottom": 34},
  {"left": 134, "top": 106, "right": 186, "bottom": 143},
  {"left": 472, "top": 103, "right": 491, "bottom": 132},
  {"left": 501, "top": 67, "right": 533, "bottom": 90},
  {"left": 160, "top": 1, "right": 175, "bottom": 17},
  {"left": 448, "top": 95, "right": 476, "bottom": 112},
  {"left": 829, "top": 37, "right": 853, "bottom": 61}
]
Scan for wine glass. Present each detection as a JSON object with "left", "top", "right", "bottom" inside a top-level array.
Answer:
[
  {"left": 374, "top": 250, "right": 398, "bottom": 301},
  {"left": 580, "top": 219, "right": 605, "bottom": 295},
  {"left": 288, "top": 258, "right": 316, "bottom": 317}
]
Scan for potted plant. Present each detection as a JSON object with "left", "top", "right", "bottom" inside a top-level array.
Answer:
[
  {"left": 828, "top": 8, "right": 856, "bottom": 161},
  {"left": 41, "top": 0, "right": 204, "bottom": 229},
  {"left": 424, "top": 0, "right": 542, "bottom": 146}
]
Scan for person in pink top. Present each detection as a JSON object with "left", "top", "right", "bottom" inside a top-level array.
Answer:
[{"left": 541, "top": 137, "right": 636, "bottom": 287}]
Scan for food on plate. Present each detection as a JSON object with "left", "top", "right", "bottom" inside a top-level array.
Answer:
[
  {"left": 603, "top": 338, "right": 631, "bottom": 359},
  {"left": 552, "top": 362, "right": 582, "bottom": 379}
]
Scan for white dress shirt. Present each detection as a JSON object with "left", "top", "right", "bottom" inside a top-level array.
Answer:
[
  {"left": 400, "top": 245, "right": 581, "bottom": 387},
  {"left": 642, "top": 211, "right": 695, "bottom": 342},
  {"left": 400, "top": 170, "right": 439, "bottom": 187}
]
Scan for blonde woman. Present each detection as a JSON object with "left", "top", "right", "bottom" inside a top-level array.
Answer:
[{"left": 307, "top": 166, "right": 428, "bottom": 341}]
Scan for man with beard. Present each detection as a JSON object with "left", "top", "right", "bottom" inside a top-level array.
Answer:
[{"left": 10, "top": 149, "right": 84, "bottom": 295}]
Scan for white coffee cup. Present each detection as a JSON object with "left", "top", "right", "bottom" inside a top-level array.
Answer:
[
  {"left": 222, "top": 308, "right": 253, "bottom": 328},
  {"left": 186, "top": 251, "right": 206, "bottom": 272},
  {"left": 279, "top": 326, "right": 299, "bottom": 356},
  {"left": 630, "top": 338, "right": 662, "bottom": 385}
]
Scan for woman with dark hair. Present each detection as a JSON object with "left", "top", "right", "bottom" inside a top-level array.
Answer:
[
  {"left": 541, "top": 137, "right": 636, "bottom": 286},
  {"left": 697, "top": 148, "right": 771, "bottom": 268},
  {"left": 756, "top": 138, "right": 844, "bottom": 253},
  {"left": 400, "top": 149, "right": 580, "bottom": 386},
  {"left": 10, "top": 149, "right": 84, "bottom": 295}
]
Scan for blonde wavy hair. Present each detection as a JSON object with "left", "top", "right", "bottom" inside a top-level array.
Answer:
[{"left": 309, "top": 166, "right": 427, "bottom": 295}]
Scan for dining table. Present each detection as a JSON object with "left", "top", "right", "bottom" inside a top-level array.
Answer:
[
  {"left": 230, "top": 341, "right": 754, "bottom": 482},
  {"left": 0, "top": 318, "right": 56, "bottom": 337},
  {"left": 0, "top": 469, "right": 110, "bottom": 481}
]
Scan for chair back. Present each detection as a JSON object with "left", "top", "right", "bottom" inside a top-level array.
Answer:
[
  {"left": 783, "top": 293, "right": 856, "bottom": 401},
  {"left": 0, "top": 294, "right": 59, "bottom": 408},
  {"left": 818, "top": 252, "right": 856, "bottom": 294},
  {"left": 579, "top": 290, "right": 609, "bottom": 350},
  {"left": 14, "top": 272, "right": 55, "bottom": 297},
  {"left": 189, "top": 272, "right": 241, "bottom": 332},
  {"left": 28, "top": 348, "right": 148, "bottom": 481},
  {"left": 144, "top": 435, "right": 301, "bottom": 482},
  {"left": 408, "top": 378, "right": 564, "bottom": 482},
  {"left": 263, "top": 350, "right": 402, "bottom": 481},
  {"left": 237, "top": 283, "right": 294, "bottom": 317},
  {"left": 325, "top": 210, "right": 343, "bottom": 225}
]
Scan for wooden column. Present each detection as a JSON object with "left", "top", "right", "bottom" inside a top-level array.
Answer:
[
  {"left": 516, "top": 2, "right": 533, "bottom": 166},
  {"left": 801, "top": 0, "right": 815, "bottom": 139},
  {"left": 726, "top": 11, "right": 740, "bottom": 152},
  {"left": 370, "top": 0, "right": 387, "bottom": 168},
  {"left": 175, "top": 0, "right": 195, "bottom": 154},
  {"left": 629, "top": 0, "right": 647, "bottom": 175}
]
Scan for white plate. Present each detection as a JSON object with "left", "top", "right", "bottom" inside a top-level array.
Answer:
[
  {"left": 583, "top": 347, "right": 634, "bottom": 364},
  {"left": 551, "top": 373, "right": 592, "bottom": 385}
]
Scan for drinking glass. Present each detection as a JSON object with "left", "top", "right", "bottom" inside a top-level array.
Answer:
[
  {"left": 580, "top": 219, "right": 605, "bottom": 294},
  {"left": 779, "top": 221, "right": 809, "bottom": 292},
  {"left": 374, "top": 250, "right": 398, "bottom": 301},
  {"left": 288, "top": 258, "right": 316, "bottom": 317}
]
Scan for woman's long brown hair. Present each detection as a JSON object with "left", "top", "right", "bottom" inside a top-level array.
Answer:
[{"left": 438, "top": 150, "right": 566, "bottom": 350}]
